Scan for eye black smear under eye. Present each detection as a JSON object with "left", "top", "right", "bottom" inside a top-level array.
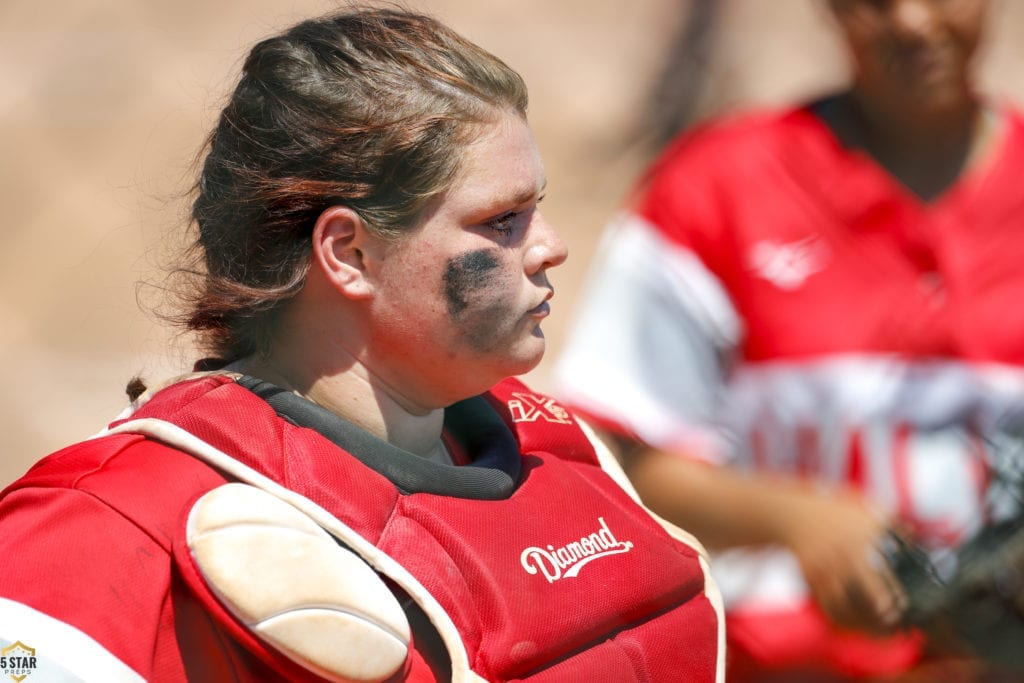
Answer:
[{"left": 443, "top": 249, "right": 500, "bottom": 315}]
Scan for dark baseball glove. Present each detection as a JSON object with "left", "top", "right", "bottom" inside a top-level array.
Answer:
[
  {"left": 884, "top": 423, "right": 1024, "bottom": 672},
  {"left": 885, "top": 519, "right": 1024, "bottom": 671}
]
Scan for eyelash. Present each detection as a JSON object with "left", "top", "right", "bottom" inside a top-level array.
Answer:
[
  {"left": 487, "top": 212, "right": 519, "bottom": 236},
  {"left": 486, "top": 195, "right": 545, "bottom": 237}
]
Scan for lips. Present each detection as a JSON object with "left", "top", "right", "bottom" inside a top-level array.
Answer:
[
  {"left": 528, "top": 289, "right": 554, "bottom": 316},
  {"left": 528, "top": 300, "right": 551, "bottom": 318},
  {"left": 888, "top": 44, "right": 954, "bottom": 81}
]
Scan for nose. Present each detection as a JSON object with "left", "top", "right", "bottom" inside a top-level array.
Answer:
[
  {"left": 525, "top": 211, "right": 568, "bottom": 275},
  {"left": 890, "top": 0, "right": 938, "bottom": 38}
]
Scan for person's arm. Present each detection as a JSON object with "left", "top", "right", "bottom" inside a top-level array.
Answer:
[
  {"left": 555, "top": 198, "right": 905, "bottom": 635},
  {"left": 623, "top": 444, "right": 906, "bottom": 634}
]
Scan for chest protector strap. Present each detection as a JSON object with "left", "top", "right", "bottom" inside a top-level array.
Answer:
[{"left": 105, "top": 418, "right": 484, "bottom": 683}]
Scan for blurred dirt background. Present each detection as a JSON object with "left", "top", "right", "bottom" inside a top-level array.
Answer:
[{"left": 2, "top": 0, "right": 1023, "bottom": 485}]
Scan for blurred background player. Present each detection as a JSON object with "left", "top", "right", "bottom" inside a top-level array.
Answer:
[{"left": 555, "top": 0, "right": 1024, "bottom": 680}]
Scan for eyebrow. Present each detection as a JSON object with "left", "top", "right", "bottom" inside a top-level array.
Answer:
[
  {"left": 468, "top": 177, "right": 548, "bottom": 224},
  {"left": 509, "top": 178, "right": 547, "bottom": 207}
]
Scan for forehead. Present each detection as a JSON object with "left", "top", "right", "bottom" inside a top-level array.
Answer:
[{"left": 442, "top": 115, "right": 545, "bottom": 211}]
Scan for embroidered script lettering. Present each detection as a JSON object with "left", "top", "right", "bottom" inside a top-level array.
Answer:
[{"left": 520, "top": 517, "right": 633, "bottom": 583}]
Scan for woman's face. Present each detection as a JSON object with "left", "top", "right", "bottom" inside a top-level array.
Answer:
[
  {"left": 367, "top": 114, "right": 567, "bottom": 409},
  {"left": 829, "top": 0, "right": 988, "bottom": 113}
]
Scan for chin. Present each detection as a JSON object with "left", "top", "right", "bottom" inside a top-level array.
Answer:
[
  {"left": 491, "top": 343, "right": 546, "bottom": 382},
  {"left": 516, "top": 334, "right": 547, "bottom": 368}
]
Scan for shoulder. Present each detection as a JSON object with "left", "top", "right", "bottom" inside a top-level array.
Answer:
[
  {"left": 644, "top": 104, "right": 813, "bottom": 181},
  {"left": 630, "top": 104, "right": 823, "bottom": 239},
  {"left": 999, "top": 100, "right": 1024, "bottom": 123},
  {"left": 994, "top": 102, "right": 1024, "bottom": 155},
  {"left": 2, "top": 431, "right": 225, "bottom": 551},
  {"left": 1, "top": 375, "right": 248, "bottom": 550},
  {"left": 0, "top": 439, "right": 194, "bottom": 681},
  {"left": 119, "top": 372, "right": 252, "bottom": 425}
]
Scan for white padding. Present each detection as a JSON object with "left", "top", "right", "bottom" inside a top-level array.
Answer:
[{"left": 187, "top": 483, "right": 410, "bottom": 683}]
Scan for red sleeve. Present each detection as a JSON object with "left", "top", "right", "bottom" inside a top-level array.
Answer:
[
  {"left": 0, "top": 485, "right": 185, "bottom": 680},
  {"left": 631, "top": 110, "right": 792, "bottom": 290},
  {"left": 633, "top": 122, "right": 736, "bottom": 261}
]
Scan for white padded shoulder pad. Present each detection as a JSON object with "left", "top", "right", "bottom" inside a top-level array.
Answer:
[{"left": 186, "top": 483, "right": 411, "bottom": 683}]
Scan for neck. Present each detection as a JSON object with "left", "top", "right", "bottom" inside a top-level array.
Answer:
[
  {"left": 229, "top": 354, "right": 448, "bottom": 459},
  {"left": 824, "top": 90, "right": 996, "bottom": 201},
  {"left": 853, "top": 86, "right": 978, "bottom": 149}
]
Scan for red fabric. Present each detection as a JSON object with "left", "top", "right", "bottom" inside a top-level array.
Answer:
[
  {"left": 0, "top": 375, "right": 720, "bottom": 681},
  {"left": 726, "top": 602, "right": 923, "bottom": 681},
  {"left": 637, "top": 105, "right": 1024, "bottom": 364},
  {"left": 616, "top": 104, "right": 1024, "bottom": 678}
]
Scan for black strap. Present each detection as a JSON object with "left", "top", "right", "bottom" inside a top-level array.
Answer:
[{"left": 236, "top": 375, "right": 521, "bottom": 500}]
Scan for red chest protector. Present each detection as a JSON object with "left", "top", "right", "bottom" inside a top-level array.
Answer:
[{"left": 97, "top": 374, "right": 722, "bottom": 681}]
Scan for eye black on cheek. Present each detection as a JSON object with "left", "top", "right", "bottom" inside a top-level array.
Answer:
[{"left": 443, "top": 249, "right": 500, "bottom": 315}]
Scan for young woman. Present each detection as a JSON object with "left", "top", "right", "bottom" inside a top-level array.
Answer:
[{"left": 0, "top": 8, "right": 723, "bottom": 682}]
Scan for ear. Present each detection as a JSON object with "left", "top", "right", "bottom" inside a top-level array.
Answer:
[{"left": 311, "top": 206, "right": 376, "bottom": 300}]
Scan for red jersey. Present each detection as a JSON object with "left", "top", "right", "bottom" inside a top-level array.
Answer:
[
  {"left": 0, "top": 374, "right": 723, "bottom": 681},
  {"left": 555, "top": 102, "right": 1024, "bottom": 677}
]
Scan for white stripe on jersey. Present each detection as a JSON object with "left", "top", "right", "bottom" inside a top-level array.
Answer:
[
  {"left": 556, "top": 210, "right": 1024, "bottom": 553},
  {"left": 555, "top": 212, "right": 741, "bottom": 459}
]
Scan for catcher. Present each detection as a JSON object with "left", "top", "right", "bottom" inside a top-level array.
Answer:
[{"left": 0, "top": 8, "right": 724, "bottom": 681}]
